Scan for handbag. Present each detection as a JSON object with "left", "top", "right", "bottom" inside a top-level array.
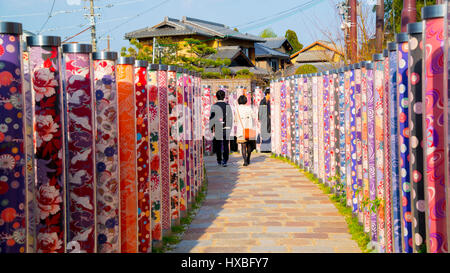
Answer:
[{"left": 236, "top": 106, "right": 256, "bottom": 141}]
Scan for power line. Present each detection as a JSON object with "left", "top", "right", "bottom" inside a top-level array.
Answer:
[
  {"left": 37, "top": 0, "right": 56, "bottom": 34},
  {"left": 97, "top": 0, "right": 171, "bottom": 40}
]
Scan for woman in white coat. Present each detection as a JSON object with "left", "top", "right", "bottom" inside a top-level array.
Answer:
[{"left": 235, "top": 95, "right": 256, "bottom": 166}]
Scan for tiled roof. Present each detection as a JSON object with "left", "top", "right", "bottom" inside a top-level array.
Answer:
[
  {"left": 255, "top": 43, "right": 289, "bottom": 59},
  {"left": 261, "top": 37, "right": 290, "bottom": 49},
  {"left": 124, "top": 16, "right": 265, "bottom": 42},
  {"left": 294, "top": 50, "right": 335, "bottom": 63}
]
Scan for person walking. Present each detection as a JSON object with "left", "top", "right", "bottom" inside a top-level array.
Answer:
[
  {"left": 258, "top": 88, "right": 271, "bottom": 152},
  {"left": 209, "top": 90, "right": 233, "bottom": 167},
  {"left": 235, "top": 95, "right": 256, "bottom": 166}
]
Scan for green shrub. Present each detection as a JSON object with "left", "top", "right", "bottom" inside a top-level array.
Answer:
[{"left": 295, "top": 64, "right": 318, "bottom": 74}]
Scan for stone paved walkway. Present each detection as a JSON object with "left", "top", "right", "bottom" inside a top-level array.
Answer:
[{"left": 171, "top": 153, "right": 360, "bottom": 253}]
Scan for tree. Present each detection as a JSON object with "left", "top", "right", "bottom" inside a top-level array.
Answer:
[
  {"left": 295, "top": 64, "right": 317, "bottom": 75},
  {"left": 259, "top": 28, "right": 277, "bottom": 38},
  {"left": 285, "top": 29, "right": 303, "bottom": 54},
  {"left": 179, "top": 38, "right": 231, "bottom": 74},
  {"left": 120, "top": 37, "right": 179, "bottom": 65}
]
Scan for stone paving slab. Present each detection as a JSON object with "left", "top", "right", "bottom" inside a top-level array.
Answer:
[{"left": 169, "top": 153, "right": 360, "bottom": 253}]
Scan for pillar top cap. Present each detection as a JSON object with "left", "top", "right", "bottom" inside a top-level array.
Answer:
[
  {"left": 395, "top": 32, "right": 409, "bottom": 43},
  {"left": 135, "top": 60, "right": 148, "bottom": 67},
  {"left": 407, "top": 22, "right": 423, "bottom": 34},
  {"left": 62, "top": 43, "right": 92, "bottom": 53},
  {"left": 148, "top": 63, "right": 159, "bottom": 70},
  {"left": 388, "top": 42, "right": 397, "bottom": 51},
  {"left": 27, "top": 35, "right": 61, "bottom": 47},
  {"left": 372, "top": 53, "right": 384, "bottom": 61},
  {"left": 93, "top": 51, "right": 118, "bottom": 60},
  {"left": 422, "top": 4, "right": 445, "bottom": 20},
  {"left": 0, "top": 22, "right": 22, "bottom": 35},
  {"left": 117, "top": 56, "right": 135, "bottom": 65}
]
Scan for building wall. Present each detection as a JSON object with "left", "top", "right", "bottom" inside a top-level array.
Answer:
[{"left": 202, "top": 78, "right": 256, "bottom": 99}]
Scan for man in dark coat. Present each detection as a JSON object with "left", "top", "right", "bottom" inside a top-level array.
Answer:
[
  {"left": 258, "top": 88, "right": 271, "bottom": 152},
  {"left": 209, "top": 90, "right": 233, "bottom": 167}
]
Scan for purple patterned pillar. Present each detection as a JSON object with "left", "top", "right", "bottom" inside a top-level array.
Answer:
[
  {"left": 0, "top": 22, "right": 27, "bottom": 253},
  {"left": 355, "top": 63, "right": 363, "bottom": 222},
  {"left": 92, "top": 51, "right": 121, "bottom": 253}
]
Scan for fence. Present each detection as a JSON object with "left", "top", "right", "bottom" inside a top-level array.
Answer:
[
  {"left": 270, "top": 3, "right": 450, "bottom": 253},
  {"left": 0, "top": 22, "right": 205, "bottom": 253}
]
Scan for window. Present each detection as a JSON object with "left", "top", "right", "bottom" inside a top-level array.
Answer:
[
  {"left": 270, "top": 59, "right": 278, "bottom": 72},
  {"left": 242, "top": 47, "right": 249, "bottom": 57}
]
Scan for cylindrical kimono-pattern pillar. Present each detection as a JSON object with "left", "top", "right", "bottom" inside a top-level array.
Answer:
[
  {"left": 355, "top": 63, "right": 363, "bottom": 222},
  {"left": 297, "top": 76, "right": 303, "bottom": 167},
  {"left": 344, "top": 67, "right": 352, "bottom": 207},
  {"left": 202, "top": 85, "right": 213, "bottom": 155},
  {"left": 366, "top": 62, "right": 377, "bottom": 242},
  {"left": 270, "top": 81, "right": 274, "bottom": 154},
  {"left": 312, "top": 74, "right": 319, "bottom": 177},
  {"left": 288, "top": 77, "right": 294, "bottom": 161},
  {"left": 388, "top": 41, "right": 402, "bottom": 253},
  {"left": 0, "top": 22, "right": 27, "bottom": 253},
  {"left": 134, "top": 60, "right": 151, "bottom": 253},
  {"left": 304, "top": 76, "right": 311, "bottom": 171},
  {"left": 92, "top": 51, "right": 120, "bottom": 253},
  {"left": 318, "top": 73, "right": 324, "bottom": 182},
  {"left": 253, "top": 86, "right": 264, "bottom": 152},
  {"left": 383, "top": 49, "right": 393, "bottom": 253},
  {"left": 147, "top": 64, "right": 162, "bottom": 246},
  {"left": 407, "top": 21, "right": 426, "bottom": 253},
  {"left": 350, "top": 65, "right": 358, "bottom": 213},
  {"left": 63, "top": 44, "right": 96, "bottom": 253},
  {"left": 117, "top": 57, "right": 137, "bottom": 252},
  {"left": 188, "top": 72, "right": 195, "bottom": 199},
  {"left": 396, "top": 33, "right": 413, "bottom": 253},
  {"left": 157, "top": 64, "right": 170, "bottom": 236},
  {"left": 280, "top": 79, "right": 288, "bottom": 157},
  {"left": 373, "top": 53, "right": 386, "bottom": 252},
  {"left": 177, "top": 68, "right": 186, "bottom": 218},
  {"left": 422, "top": 5, "right": 448, "bottom": 253},
  {"left": 193, "top": 73, "right": 199, "bottom": 196},
  {"left": 338, "top": 68, "right": 346, "bottom": 191},
  {"left": 329, "top": 70, "right": 338, "bottom": 182},
  {"left": 183, "top": 69, "right": 191, "bottom": 204},
  {"left": 27, "top": 35, "right": 66, "bottom": 253},
  {"left": 167, "top": 66, "right": 179, "bottom": 225},
  {"left": 23, "top": 44, "right": 36, "bottom": 253},
  {"left": 323, "top": 72, "right": 331, "bottom": 184},
  {"left": 361, "top": 61, "right": 370, "bottom": 234}
]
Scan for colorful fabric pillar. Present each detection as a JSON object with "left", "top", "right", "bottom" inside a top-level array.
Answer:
[
  {"left": 304, "top": 76, "right": 311, "bottom": 171},
  {"left": 329, "top": 71, "right": 338, "bottom": 183},
  {"left": 374, "top": 53, "right": 386, "bottom": 252},
  {"left": 63, "top": 44, "right": 96, "bottom": 253},
  {"left": 312, "top": 74, "right": 319, "bottom": 177},
  {"left": 23, "top": 45, "right": 36, "bottom": 253},
  {"left": 167, "top": 66, "right": 179, "bottom": 225},
  {"left": 349, "top": 65, "right": 358, "bottom": 213},
  {"left": 297, "top": 76, "right": 303, "bottom": 167},
  {"left": 355, "top": 64, "right": 363, "bottom": 222},
  {"left": 117, "top": 57, "right": 137, "bottom": 252},
  {"left": 0, "top": 22, "right": 27, "bottom": 253},
  {"left": 177, "top": 69, "right": 186, "bottom": 218},
  {"left": 92, "top": 51, "right": 121, "bottom": 253},
  {"left": 188, "top": 72, "right": 194, "bottom": 201},
  {"left": 253, "top": 86, "right": 264, "bottom": 152},
  {"left": 202, "top": 85, "right": 213, "bottom": 154},
  {"left": 287, "top": 77, "right": 294, "bottom": 161},
  {"left": 407, "top": 22, "right": 426, "bottom": 253},
  {"left": 366, "top": 62, "right": 377, "bottom": 242},
  {"left": 338, "top": 69, "right": 346, "bottom": 191},
  {"left": 183, "top": 70, "right": 191, "bottom": 204},
  {"left": 422, "top": 5, "right": 448, "bottom": 253},
  {"left": 388, "top": 42, "right": 402, "bottom": 253},
  {"left": 361, "top": 62, "right": 370, "bottom": 234},
  {"left": 280, "top": 79, "right": 288, "bottom": 157},
  {"left": 323, "top": 72, "right": 330, "bottom": 184},
  {"left": 396, "top": 33, "right": 412, "bottom": 253},
  {"left": 27, "top": 35, "right": 66, "bottom": 253},
  {"left": 382, "top": 49, "right": 393, "bottom": 253},
  {"left": 344, "top": 67, "right": 352, "bottom": 207},
  {"left": 134, "top": 60, "right": 151, "bottom": 252},
  {"left": 318, "top": 73, "right": 324, "bottom": 182},
  {"left": 157, "top": 64, "right": 170, "bottom": 236},
  {"left": 148, "top": 64, "right": 162, "bottom": 245}
]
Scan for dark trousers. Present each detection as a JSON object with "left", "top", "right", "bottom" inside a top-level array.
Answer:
[
  {"left": 214, "top": 138, "right": 230, "bottom": 164},
  {"left": 240, "top": 140, "right": 256, "bottom": 164}
]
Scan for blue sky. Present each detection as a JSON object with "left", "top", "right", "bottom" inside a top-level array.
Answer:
[{"left": 0, "top": 0, "right": 375, "bottom": 52}]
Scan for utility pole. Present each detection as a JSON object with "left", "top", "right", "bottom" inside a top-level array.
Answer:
[
  {"left": 401, "top": 0, "right": 416, "bottom": 32},
  {"left": 107, "top": 35, "right": 110, "bottom": 51},
  {"left": 349, "top": 0, "right": 357, "bottom": 63},
  {"left": 375, "top": 0, "right": 384, "bottom": 52},
  {"left": 85, "top": 0, "right": 98, "bottom": 51}
]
